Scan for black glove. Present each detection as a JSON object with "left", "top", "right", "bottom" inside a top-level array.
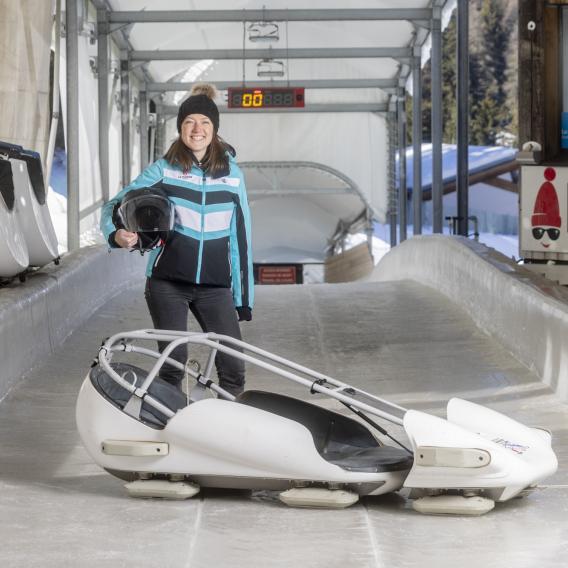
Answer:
[{"left": 236, "top": 306, "right": 252, "bottom": 322}]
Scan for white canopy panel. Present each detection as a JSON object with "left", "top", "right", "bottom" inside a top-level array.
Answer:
[
  {"left": 218, "top": 111, "right": 387, "bottom": 217},
  {"left": 241, "top": 162, "right": 365, "bottom": 262}
]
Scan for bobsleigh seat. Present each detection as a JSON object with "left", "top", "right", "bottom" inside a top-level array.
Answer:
[
  {"left": 90, "top": 363, "right": 188, "bottom": 429},
  {"left": 238, "top": 390, "right": 413, "bottom": 473}
]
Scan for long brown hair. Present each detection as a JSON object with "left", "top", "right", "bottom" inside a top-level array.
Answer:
[{"left": 164, "top": 134, "right": 229, "bottom": 178}]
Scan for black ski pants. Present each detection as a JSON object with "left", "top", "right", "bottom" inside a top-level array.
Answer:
[{"left": 144, "top": 277, "right": 245, "bottom": 394}]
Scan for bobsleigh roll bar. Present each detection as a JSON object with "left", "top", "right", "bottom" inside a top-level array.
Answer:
[{"left": 97, "top": 329, "right": 408, "bottom": 425}]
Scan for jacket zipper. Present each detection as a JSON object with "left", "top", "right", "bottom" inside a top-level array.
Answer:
[
  {"left": 196, "top": 166, "right": 206, "bottom": 283},
  {"left": 153, "top": 243, "right": 166, "bottom": 268}
]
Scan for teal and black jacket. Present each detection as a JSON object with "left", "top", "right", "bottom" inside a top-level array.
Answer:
[{"left": 100, "top": 154, "right": 254, "bottom": 310}]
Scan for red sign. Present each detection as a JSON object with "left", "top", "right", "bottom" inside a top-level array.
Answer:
[{"left": 258, "top": 266, "right": 297, "bottom": 285}]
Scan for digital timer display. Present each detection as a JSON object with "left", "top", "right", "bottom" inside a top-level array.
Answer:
[{"left": 227, "top": 87, "right": 305, "bottom": 109}]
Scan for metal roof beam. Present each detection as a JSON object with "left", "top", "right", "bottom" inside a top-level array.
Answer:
[
  {"left": 131, "top": 47, "right": 412, "bottom": 62},
  {"left": 146, "top": 78, "right": 398, "bottom": 92},
  {"left": 109, "top": 9, "right": 432, "bottom": 24},
  {"left": 248, "top": 188, "right": 357, "bottom": 196},
  {"left": 159, "top": 103, "right": 390, "bottom": 115}
]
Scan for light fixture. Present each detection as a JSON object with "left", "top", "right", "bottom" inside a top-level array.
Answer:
[
  {"left": 257, "top": 59, "right": 285, "bottom": 78},
  {"left": 247, "top": 21, "right": 279, "bottom": 42}
]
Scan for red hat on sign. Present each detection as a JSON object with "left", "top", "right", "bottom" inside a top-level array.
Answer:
[{"left": 531, "top": 180, "right": 561, "bottom": 228}]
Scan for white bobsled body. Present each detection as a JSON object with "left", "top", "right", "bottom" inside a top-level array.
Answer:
[
  {"left": 403, "top": 398, "right": 558, "bottom": 500},
  {"left": 75, "top": 329, "right": 558, "bottom": 512},
  {"left": 77, "top": 372, "right": 410, "bottom": 495}
]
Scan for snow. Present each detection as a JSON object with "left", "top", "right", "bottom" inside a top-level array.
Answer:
[
  {"left": 374, "top": 222, "right": 520, "bottom": 262},
  {"left": 46, "top": 186, "right": 105, "bottom": 254}
]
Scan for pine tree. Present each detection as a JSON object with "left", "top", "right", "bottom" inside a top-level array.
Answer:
[
  {"left": 407, "top": 1, "right": 515, "bottom": 146},
  {"left": 480, "top": 0, "right": 508, "bottom": 108},
  {"left": 441, "top": 14, "right": 457, "bottom": 143},
  {"left": 406, "top": 14, "right": 457, "bottom": 145},
  {"left": 470, "top": 0, "right": 512, "bottom": 144}
]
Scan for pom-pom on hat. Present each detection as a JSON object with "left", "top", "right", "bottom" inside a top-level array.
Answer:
[{"left": 177, "top": 83, "right": 220, "bottom": 133}]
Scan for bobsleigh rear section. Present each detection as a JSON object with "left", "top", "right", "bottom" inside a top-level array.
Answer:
[
  {"left": 75, "top": 329, "right": 559, "bottom": 514},
  {"left": 0, "top": 140, "right": 59, "bottom": 280},
  {"left": 0, "top": 154, "right": 29, "bottom": 277}
]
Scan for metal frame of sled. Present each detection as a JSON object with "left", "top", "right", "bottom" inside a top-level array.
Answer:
[{"left": 98, "top": 328, "right": 408, "bottom": 426}]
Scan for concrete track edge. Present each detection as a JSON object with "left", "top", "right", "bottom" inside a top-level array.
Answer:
[
  {"left": 371, "top": 235, "right": 568, "bottom": 402},
  {"left": 0, "top": 245, "right": 146, "bottom": 400}
]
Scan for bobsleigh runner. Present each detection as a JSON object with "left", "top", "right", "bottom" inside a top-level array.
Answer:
[{"left": 76, "top": 330, "right": 558, "bottom": 516}]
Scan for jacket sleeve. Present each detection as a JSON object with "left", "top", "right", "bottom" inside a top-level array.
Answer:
[
  {"left": 100, "top": 160, "right": 164, "bottom": 247},
  {"left": 229, "top": 168, "right": 254, "bottom": 309}
]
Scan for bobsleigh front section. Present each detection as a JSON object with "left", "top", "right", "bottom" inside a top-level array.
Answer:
[
  {"left": 403, "top": 398, "right": 558, "bottom": 501},
  {"left": 76, "top": 375, "right": 407, "bottom": 492}
]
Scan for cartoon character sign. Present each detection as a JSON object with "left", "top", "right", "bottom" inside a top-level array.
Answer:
[
  {"left": 531, "top": 167, "right": 561, "bottom": 249},
  {"left": 521, "top": 165, "right": 568, "bottom": 256}
]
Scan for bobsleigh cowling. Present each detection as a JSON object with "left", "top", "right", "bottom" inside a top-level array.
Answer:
[{"left": 76, "top": 330, "right": 558, "bottom": 514}]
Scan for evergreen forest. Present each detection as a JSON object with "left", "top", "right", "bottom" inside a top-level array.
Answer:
[{"left": 409, "top": 0, "right": 518, "bottom": 147}]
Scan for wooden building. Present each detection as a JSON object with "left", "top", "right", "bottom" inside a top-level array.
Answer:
[{"left": 519, "top": 0, "right": 568, "bottom": 281}]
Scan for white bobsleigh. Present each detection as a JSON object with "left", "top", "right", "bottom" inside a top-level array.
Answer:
[
  {"left": 0, "top": 141, "right": 58, "bottom": 268},
  {"left": 0, "top": 152, "right": 29, "bottom": 278},
  {"left": 76, "top": 330, "right": 558, "bottom": 514},
  {"left": 10, "top": 147, "right": 59, "bottom": 266}
]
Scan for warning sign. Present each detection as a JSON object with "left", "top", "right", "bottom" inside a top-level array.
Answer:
[{"left": 258, "top": 265, "right": 298, "bottom": 285}]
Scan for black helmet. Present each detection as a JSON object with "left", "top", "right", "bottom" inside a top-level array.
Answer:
[{"left": 117, "top": 188, "right": 174, "bottom": 253}]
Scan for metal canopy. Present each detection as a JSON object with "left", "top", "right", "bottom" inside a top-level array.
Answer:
[
  {"left": 146, "top": 78, "right": 399, "bottom": 92},
  {"left": 130, "top": 47, "right": 414, "bottom": 62},
  {"left": 158, "top": 103, "right": 390, "bottom": 114},
  {"left": 83, "top": 0, "right": 454, "bottom": 257},
  {"left": 108, "top": 8, "right": 433, "bottom": 23}
]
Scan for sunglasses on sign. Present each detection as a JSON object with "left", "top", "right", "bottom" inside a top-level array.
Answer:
[{"left": 532, "top": 227, "right": 560, "bottom": 240}]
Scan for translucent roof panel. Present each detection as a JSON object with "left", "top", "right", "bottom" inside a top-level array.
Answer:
[{"left": 107, "top": 0, "right": 439, "bottom": 83}]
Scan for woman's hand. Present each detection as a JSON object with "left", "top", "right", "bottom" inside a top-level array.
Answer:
[{"left": 114, "top": 229, "right": 139, "bottom": 249}]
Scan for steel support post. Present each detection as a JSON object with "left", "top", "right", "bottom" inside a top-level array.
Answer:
[
  {"left": 97, "top": 9, "right": 110, "bottom": 203},
  {"left": 366, "top": 211, "right": 375, "bottom": 260},
  {"left": 149, "top": 123, "right": 156, "bottom": 164},
  {"left": 66, "top": 0, "right": 80, "bottom": 251},
  {"left": 388, "top": 111, "right": 397, "bottom": 247},
  {"left": 120, "top": 56, "right": 130, "bottom": 187},
  {"left": 397, "top": 88, "right": 407, "bottom": 242},
  {"left": 412, "top": 53, "right": 423, "bottom": 235},
  {"left": 431, "top": 10, "right": 443, "bottom": 233},
  {"left": 155, "top": 111, "right": 166, "bottom": 158},
  {"left": 139, "top": 90, "right": 149, "bottom": 170},
  {"left": 456, "top": 0, "right": 469, "bottom": 236}
]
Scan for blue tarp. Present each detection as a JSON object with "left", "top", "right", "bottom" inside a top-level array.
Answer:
[{"left": 49, "top": 147, "right": 67, "bottom": 197}]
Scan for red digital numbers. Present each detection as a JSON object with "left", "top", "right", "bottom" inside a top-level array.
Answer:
[{"left": 228, "top": 88, "right": 305, "bottom": 109}]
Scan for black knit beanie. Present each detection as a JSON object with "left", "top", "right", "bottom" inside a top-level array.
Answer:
[{"left": 177, "top": 84, "right": 220, "bottom": 133}]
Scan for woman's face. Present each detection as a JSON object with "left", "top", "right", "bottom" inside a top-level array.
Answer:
[{"left": 180, "top": 114, "right": 214, "bottom": 160}]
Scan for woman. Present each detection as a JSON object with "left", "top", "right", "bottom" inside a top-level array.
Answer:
[{"left": 100, "top": 84, "right": 253, "bottom": 396}]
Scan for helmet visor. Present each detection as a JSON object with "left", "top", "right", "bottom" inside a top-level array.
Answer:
[{"left": 118, "top": 194, "right": 173, "bottom": 232}]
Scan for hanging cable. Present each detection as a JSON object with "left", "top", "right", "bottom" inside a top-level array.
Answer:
[
  {"left": 242, "top": 12, "right": 246, "bottom": 87},
  {"left": 286, "top": 12, "right": 290, "bottom": 87}
]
